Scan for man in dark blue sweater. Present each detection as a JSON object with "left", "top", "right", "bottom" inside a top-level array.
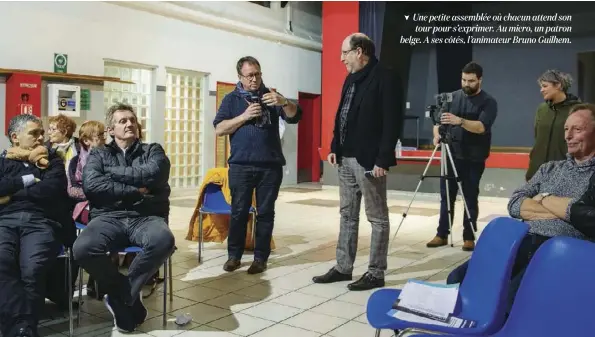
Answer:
[
  {"left": 0, "top": 114, "right": 68, "bottom": 337},
  {"left": 213, "top": 56, "right": 302, "bottom": 274}
]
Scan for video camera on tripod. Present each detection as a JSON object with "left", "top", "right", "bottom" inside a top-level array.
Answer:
[
  {"left": 389, "top": 90, "right": 476, "bottom": 249},
  {"left": 425, "top": 92, "right": 453, "bottom": 126}
]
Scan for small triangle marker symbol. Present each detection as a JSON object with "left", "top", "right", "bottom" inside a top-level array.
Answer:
[{"left": 404, "top": 15, "right": 410, "bottom": 20}]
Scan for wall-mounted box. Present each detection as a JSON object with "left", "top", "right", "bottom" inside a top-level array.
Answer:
[{"left": 48, "top": 84, "right": 80, "bottom": 117}]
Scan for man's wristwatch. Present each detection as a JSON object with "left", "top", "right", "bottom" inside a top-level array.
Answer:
[{"left": 538, "top": 192, "right": 551, "bottom": 203}]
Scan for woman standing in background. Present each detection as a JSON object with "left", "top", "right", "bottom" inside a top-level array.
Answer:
[{"left": 526, "top": 70, "right": 580, "bottom": 181}]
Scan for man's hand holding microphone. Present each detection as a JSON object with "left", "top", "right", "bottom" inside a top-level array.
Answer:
[{"left": 241, "top": 103, "right": 262, "bottom": 122}]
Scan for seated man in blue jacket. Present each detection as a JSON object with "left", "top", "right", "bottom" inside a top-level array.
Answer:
[
  {"left": 0, "top": 114, "right": 68, "bottom": 337},
  {"left": 214, "top": 56, "right": 302, "bottom": 274},
  {"left": 73, "top": 103, "right": 175, "bottom": 333}
]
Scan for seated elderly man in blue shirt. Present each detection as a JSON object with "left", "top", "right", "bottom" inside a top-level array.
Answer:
[
  {"left": 446, "top": 103, "right": 595, "bottom": 309},
  {"left": 213, "top": 56, "right": 302, "bottom": 274}
]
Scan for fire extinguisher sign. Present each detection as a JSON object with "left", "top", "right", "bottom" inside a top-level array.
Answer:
[{"left": 20, "top": 104, "right": 33, "bottom": 115}]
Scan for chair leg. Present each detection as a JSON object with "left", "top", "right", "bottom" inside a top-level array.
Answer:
[
  {"left": 168, "top": 257, "right": 173, "bottom": 302},
  {"left": 162, "top": 260, "right": 168, "bottom": 327},
  {"left": 198, "top": 213, "right": 204, "bottom": 263},
  {"left": 77, "top": 262, "right": 83, "bottom": 326},
  {"left": 251, "top": 212, "right": 256, "bottom": 249},
  {"left": 67, "top": 249, "right": 74, "bottom": 337},
  {"left": 374, "top": 328, "right": 381, "bottom": 337}
]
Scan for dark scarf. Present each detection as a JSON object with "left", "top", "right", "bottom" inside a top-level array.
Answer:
[
  {"left": 236, "top": 82, "right": 272, "bottom": 126},
  {"left": 343, "top": 55, "right": 378, "bottom": 88}
]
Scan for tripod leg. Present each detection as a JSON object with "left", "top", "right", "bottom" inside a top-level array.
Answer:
[
  {"left": 389, "top": 144, "right": 441, "bottom": 249},
  {"left": 442, "top": 147, "right": 454, "bottom": 248},
  {"left": 443, "top": 144, "right": 477, "bottom": 236}
]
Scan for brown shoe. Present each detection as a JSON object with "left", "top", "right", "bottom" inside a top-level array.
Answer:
[
  {"left": 247, "top": 260, "right": 267, "bottom": 274},
  {"left": 426, "top": 236, "right": 448, "bottom": 248},
  {"left": 223, "top": 258, "right": 241, "bottom": 272},
  {"left": 462, "top": 240, "right": 475, "bottom": 252}
]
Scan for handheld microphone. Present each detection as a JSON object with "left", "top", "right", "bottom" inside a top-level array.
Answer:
[{"left": 250, "top": 93, "right": 261, "bottom": 105}]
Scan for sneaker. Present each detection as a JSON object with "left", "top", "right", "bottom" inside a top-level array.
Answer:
[
  {"left": 104, "top": 295, "right": 136, "bottom": 332},
  {"left": 131, "top": 293, "right": 148, "bottom": 326}
]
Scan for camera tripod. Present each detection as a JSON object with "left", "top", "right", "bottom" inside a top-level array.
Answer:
[{"left": 390, "top": 128, "right": 476, "bottom": 248}]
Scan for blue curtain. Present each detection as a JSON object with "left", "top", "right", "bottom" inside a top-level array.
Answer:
[{"left": 359, "top": 1, "right": 386, "bottom": 59}]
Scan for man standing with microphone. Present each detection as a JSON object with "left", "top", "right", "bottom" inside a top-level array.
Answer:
[{"left": 213, "top": 56, "right": 302, "bottom": 274}]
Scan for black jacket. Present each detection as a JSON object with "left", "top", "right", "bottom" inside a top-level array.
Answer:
[
  {"left": 83, "top": 140, "right": 171, "bottom": 219},
  {"left": 0, "top": 148, "right": 76, "bottom": 246},
  {"left": 330, "top": 61, "right": 403, "bottom": 170},
  {"left": 569, "top": 173, "right": 595, "bottom": 239}
]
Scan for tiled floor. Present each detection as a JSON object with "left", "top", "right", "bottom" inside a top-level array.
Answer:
[{"left": 39, "top": 185, "right": 510, "bottom": 337}]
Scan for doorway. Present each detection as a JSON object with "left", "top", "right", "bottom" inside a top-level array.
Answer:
[
  {"left": 297, "top": 92, "right": 322, "bottom": 183},
  {"left": 577, "top": 52, "right": 595, "bottom": 103}
]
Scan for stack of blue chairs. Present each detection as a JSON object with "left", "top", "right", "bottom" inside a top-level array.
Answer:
[
  {"left": 409, "top": 236, "right": 595, "bottom": 337},
  {"left": 367, "top": 217, "right": 595, "bottom": 337},
  {"left": 367, "top": 217, "right": 529, "bottom": 336}
]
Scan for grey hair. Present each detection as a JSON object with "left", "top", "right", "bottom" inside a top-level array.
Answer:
[
  {"left": 105, "top": 102, "right": 137, "bottom": 127},
  {"left": 538, "top": 69, "right": 573, "bottom": 92},
  {"left": 570, "top": 103, "right": 595, "bottom": 125},
  {"left": 6, "top": 114, "right": 42, "bottom": 145}
]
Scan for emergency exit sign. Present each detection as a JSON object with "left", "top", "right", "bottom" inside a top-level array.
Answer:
[{"left": 54, "top": 53, "right": 68, "bottom": 73}]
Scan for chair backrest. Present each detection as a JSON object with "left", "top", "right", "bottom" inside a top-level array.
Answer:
[
  {"left": 458, "top": 217, "right": 529, "bottom": 333},
  {"left": 202, "top": 183, "right": 230, "bottom": 209},
  {"left": 499, "top": 236, "right": 595, "bottom": 336}
]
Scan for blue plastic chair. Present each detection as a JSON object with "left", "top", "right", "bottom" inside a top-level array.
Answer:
[
  {"left": 367, "top": 217, "right": 529, "bottom": 336},
  {"left": 197, "top": 183, "right": 256, "bottom": 262},
  {"left": 411, "top": 236, "right": 595, "bottom": 337}
]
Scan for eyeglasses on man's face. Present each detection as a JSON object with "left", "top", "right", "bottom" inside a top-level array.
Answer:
[{"left": 241, "top": 72, "right": 262, "bottom": 81}]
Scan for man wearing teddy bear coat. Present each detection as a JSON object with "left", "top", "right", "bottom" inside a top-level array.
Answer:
[{"left": 0, "top": 114, "right": 69, "bottom": 337}]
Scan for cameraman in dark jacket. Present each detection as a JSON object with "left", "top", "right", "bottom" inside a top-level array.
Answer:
[{"left": 73, "top": 103, "right": 174, "bottom": 333}]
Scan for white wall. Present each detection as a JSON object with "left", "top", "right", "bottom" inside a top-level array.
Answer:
[
  {"left": 0, "top": 2, "right": 321, "bottom": 96},
  {"left": 0, "top": 1, "right": 321, "bottom": 185},
  {"left": 174, "top": 1, "right": 322, "bottom": 42}
]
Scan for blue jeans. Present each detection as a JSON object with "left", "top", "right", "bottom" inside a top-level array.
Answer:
[
  {"left": 73, "top": 213, "right": 175, "bottom": 306},
  {"left": 438, "top": 159, "right": 486, "bottom": 241},
  {"left": 228, "top": 164, "right": 283, "bottom": 262}
]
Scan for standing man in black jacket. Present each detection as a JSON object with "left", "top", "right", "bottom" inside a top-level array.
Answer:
[
  {"left": 312, "top": 33, "right": 402, "bottom": 291},
  {"left": 0, "top": 114, "right": 67, "bottom": 337},
  {"left": 73, "top": 103, "right": 175, "bottom": 333}
]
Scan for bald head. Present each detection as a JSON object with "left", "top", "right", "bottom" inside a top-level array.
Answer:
[{"left": 341, "top": 33, "right": 376, "bottom": 73}]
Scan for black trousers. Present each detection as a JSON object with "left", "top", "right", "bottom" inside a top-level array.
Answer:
[
  {"left": 72, "top": 214, "right": 175, "bottom": 306},
  {"left": 438, "top": 158, "right": 486, "bottom": 241},
  {"left": 0, "top": 211, "right": 60, "bottom": 336},
  {"left": 228, "top": 164, "right": 283, "bottom": 262}
]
